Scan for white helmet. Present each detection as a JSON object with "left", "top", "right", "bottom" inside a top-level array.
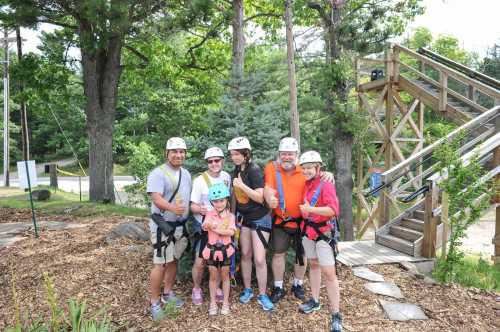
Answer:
[
  {"left": 165, "top": 137, "right": 187, "bottom": 150},
  {"left": 228, "top": 137, "right": 251, "bottom": 151},
  {"left": 279, "top": 137, "right": 299, "bottom": 152},
  {"left": 299, "top": 150, "right": 323, "bottom": 165},
  {"left": 204, "top": 147, "right": 224, "bottom": 160}
]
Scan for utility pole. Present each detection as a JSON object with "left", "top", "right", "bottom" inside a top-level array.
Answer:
[
  {"left": 16, "top": 26, "right": 29, "bottom": 161},
  {"left": 2, "top": 29, "right": 16, "bottom": 187}
]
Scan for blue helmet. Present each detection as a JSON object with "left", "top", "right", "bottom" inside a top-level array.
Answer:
[{"left": 208, "top": 183, "right": 230, "bottom": 201}]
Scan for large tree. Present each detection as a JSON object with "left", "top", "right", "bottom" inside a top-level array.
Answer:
[
  {"left": 1, "top": 1, "right": 217, "bottom": 202},
  {"left": 305, "top": 0, "right": 424, "bottom": 240}
]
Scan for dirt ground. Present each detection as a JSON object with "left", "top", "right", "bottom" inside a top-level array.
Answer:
[{"left": 0, "top": 208, "right": 499, "bottom": 331}]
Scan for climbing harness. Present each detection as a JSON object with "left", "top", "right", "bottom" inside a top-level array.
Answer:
[
  {"left": 301, "top": 180, "right": 340, "bottom": 274},
  {"left": 273, "top": 161, "right": 304, "bottom": 266}
]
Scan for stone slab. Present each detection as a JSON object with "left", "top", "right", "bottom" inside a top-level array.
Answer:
[
  {"left": 364, "top": 282, "right": 404, "bottom": 299},
  {"left": 379, "top": 300, "right": 428, "bottom": 321},
  {"left": 352, "top": 266, "right": 385, "bottom": 282}
]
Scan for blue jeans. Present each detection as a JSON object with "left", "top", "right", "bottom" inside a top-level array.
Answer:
[{"left": 242, "top": 213, "right": 272, "bottom": 231}]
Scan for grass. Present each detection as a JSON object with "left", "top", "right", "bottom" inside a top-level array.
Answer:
[
  {"left": 434, "top": 254, "right": 500, "bottom": 292},
  {"left": 0, "top": 186, "right": 147, "bottom": 218}
]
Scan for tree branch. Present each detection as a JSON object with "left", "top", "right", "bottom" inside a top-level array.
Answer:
[
  {"left": 124, "top": 45, "right": 149, "bottom": 68},
  {"left": 244, "top": 12, "right": 281, "bottom": 23}
]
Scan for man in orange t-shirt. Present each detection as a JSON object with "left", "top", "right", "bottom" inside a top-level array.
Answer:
[{"left": 264, "top": 137, "right": 308, "bottom": 303}]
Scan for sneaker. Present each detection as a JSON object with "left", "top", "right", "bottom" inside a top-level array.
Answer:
[
  {"left": 220, "top": 304, "right": 230, "bottom": 315},
  {"left": 161, "top": 292, "right": 185, "bottom": 308},
  {"left": 191, "top": 288, "right": 203, "bottom": 306},
  {"left": 291, "top": 284, "right": 305, "bottom": 300},
  {"left": 257, "top": 294, "right": 274, "bottom": 311},
  {"left": 330, "top": 312, "right": 342, "bottom": 332},
  {"left": 298, "top": 298, "right": 321, "bottom": 314},
  {"left": 270, "top": 286, "right": 286, "bottom": 304},
  {"left": 208, "top": 305, "right": 218, "bottom": 316},
  {"left": 239, "top": 288, "right": 254, "bottom": 304},
  {"left": 150, "top": 301, "right": 164, "bottom": 321},
  {"left": 216, "top": 288, "right": 224, "bottom": 303}
]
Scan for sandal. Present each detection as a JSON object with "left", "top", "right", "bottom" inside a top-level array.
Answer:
[
  {"left": 220, "top": 304, "right": 230, "bottom": 315},
  {"left": 208, "top": 305, "right": 218, "bottom": 316}
]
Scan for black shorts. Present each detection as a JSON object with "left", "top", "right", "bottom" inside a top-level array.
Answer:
[
  {"left": 271, "top": 226, "right": 300, "bottom": 254},
  {"left": 206, "top": 257, "right": 231, "bottom": 268}
]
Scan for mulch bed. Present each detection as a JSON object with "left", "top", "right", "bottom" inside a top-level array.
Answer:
[{"left": 0, "top": 208, "right": 499, "bottom": 331}]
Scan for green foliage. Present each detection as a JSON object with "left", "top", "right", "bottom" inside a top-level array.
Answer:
[
  {"left": 407, "top": 27, "right": 432, "bottom": 49},
  {"left": 6, "top": 271, "right": 114, "bottom": 332},
  {"left": 434, "top": 255, "right": 500, "bottom": 291},
  {"left": 123, "top": 142, "right": 159, "bottom": 207},
  {"left": 481, "top": 44, "right": 500, "bottom": 80},
  {"left": 432, "top": 132, "right": 491, "bottom": 284}
]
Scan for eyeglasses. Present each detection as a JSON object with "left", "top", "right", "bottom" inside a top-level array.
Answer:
[{"left": 207, "top": 159, "right": 222, "bottom": 164}]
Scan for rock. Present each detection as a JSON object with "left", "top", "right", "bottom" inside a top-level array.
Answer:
[
  {"left": 423, "top": 276, "right": 438, "bottom": 286},
  {"left": 352, "top": 267, "right": 385, "bottom": 282},
  {"left": 31, "top": 189, "right": 51, "bottom": 201},
  {"left": 364, "top": 282, "right": 405, "bottom": 299},
  {"left": 379, "top": 300, "right": 428, "bottom": 321},
  {"left": 106, "top": 222, "right": 149, "bottom": 243}
]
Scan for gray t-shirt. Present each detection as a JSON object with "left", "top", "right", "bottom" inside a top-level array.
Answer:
[{"left": 146, "top": 163, "right": 192, "bottom": 232}]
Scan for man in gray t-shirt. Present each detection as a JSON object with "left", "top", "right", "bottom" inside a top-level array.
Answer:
[{"left": 146, "top": 137, "right": 192, "bottom": 320}]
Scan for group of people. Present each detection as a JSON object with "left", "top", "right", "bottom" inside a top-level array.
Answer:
[{"left": 146, "top": 136, "right": 342, "bottom": 332}]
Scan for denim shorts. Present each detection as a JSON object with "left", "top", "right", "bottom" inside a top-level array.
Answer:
[{"left": 242, "top": 213, "right": 272, "bottom": 231}]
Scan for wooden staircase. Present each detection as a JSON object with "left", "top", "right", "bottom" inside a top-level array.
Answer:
[{"left": 356, "top": 44, "right": 500, "bottom": 258}]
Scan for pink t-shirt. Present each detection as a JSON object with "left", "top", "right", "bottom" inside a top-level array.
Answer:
[
  {"left": 301, "top": 177, "right": 340, "bottom": 240},
  {"left": 202, "top": 210, "right": 236, "bottom": 260}
]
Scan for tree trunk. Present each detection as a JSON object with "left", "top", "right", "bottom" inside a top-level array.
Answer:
[
  {"left": 80, "top": 27, "right": 122, "bottom": 203},
  {"left": 327, "top": 3, "right": 354, "bottom": 240},
  {"left": 231, "top": 0, "right": 245, "bottom": 82},
  {"left": 16, "top": 26, "right": 29, "bottom": 161},
  {"left": 285, "top": 0, "right": 300, "bottom": 147},
  {"left": 333, "top": 130, "right": 354, "bottom": 240}
]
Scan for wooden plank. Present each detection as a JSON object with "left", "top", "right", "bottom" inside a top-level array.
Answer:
[
  {"left": 358, "top": 79, "right": 386, "bottom": 92},
  {"left": 446, "top": 87, "right": 489, "bottom": 113},
  {"left": 439, "top": 70, "right": 448, "bottom": 112}
]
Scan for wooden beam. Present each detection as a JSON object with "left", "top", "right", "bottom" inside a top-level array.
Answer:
[
  {"left": 439, "top": 70, "right": 448, "bottom": 112},
  {"left": 422, "top": 180, "right": 439, "bottom": 258},
  {"left": 441, "top": 191, "right": 449, "bottom": 259}
]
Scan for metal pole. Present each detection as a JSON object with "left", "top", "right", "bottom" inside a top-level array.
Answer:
[
  {"left": 24, "top": 160, "right": 38, "bottom": 237},
  {"left": 3, "top": 28, "right": 10, "bottom": 187}
]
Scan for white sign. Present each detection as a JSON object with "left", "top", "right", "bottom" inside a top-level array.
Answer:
[{"left": 17, "top": 160, "right": 38, "bottom": 189}]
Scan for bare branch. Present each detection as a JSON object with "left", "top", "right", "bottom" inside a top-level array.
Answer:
[
  {"left": 124, "top": 45, "right": 149, "bottom": 68},
  {"left": 244, "top": 12, "right": 281, "bottom": 23}
]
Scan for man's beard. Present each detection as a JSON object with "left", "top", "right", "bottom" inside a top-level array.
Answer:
[{"left": 280, "top": 160, "right": 295, "bottom": 170}]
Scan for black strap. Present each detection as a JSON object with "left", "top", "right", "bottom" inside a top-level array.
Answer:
[
  {"left": 274, "top": 217, "right": 304, "bottom": 266},
  {"left": 207, "top": 243, "right": 233, "bottom": 262},
  {"left": 242, "top": 218, "right": 270, "bottom": 249},
  {"left": 303, "top": 219, "right": 340, "bottom": 275}
]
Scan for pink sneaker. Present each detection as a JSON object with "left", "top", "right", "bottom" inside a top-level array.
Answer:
[
  {"left": 192, "top": 288, "right": 203, "bottom": 305},
  {"left": 216, "top": 288, "right": 224, "bottom": 303}
]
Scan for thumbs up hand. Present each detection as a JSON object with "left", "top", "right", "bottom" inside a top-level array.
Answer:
[
  {"left": 233, "top": 173, "right": 244, "bottom": 189},
  {"left": 299, "top": 200, "right": 311, "bottom": 218}
]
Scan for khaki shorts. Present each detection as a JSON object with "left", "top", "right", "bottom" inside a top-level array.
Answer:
[
  {"left": 302, "top": 236, "right": 336, "bottom": 267},
  {"left": 150, "top": 227, "right": 188, "bottom": 265}
]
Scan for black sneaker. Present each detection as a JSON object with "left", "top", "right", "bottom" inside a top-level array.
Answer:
[
  {"left": 291, "top": 284, "right": 305, "bottom": 300},
  {"left": 270, "top": 287, "right": 286, "bottom": 303},
  {"left": 298, "top": 298, "right": 321, "bottom": 314},
  {"left": 331, "top": 312, "right": 342, "bottom": 332}
]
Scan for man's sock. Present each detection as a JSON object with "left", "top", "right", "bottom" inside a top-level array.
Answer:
[{"left": 274, "top": 280, "right": 284, "bottom": 289}]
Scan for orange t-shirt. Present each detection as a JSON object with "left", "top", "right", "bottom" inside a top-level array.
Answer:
[{"left": 264, "top": 161, "right": 306, "bottom": 228}]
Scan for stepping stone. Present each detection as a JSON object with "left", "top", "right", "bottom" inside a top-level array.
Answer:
[
  {"left": 364, "top": 282, "right": 404, "bottom": 299},
  {"left": 379, "top": 300, "right": 428, "bottom": 321},
  {"left": 352, "top": 267, "right": 385, "bottom": 282}
]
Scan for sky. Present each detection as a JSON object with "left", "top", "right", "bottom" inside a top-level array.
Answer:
[
  {"left": 12, "top": 0, "right": 500, "bottom": 58},
  {"left": 406, "top": 0, "right": 500, "bottom": 55}
]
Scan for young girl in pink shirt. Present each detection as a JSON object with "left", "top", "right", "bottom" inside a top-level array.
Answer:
[{"left": 202, "top": 183, "right": 236, "bottom": 316}]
